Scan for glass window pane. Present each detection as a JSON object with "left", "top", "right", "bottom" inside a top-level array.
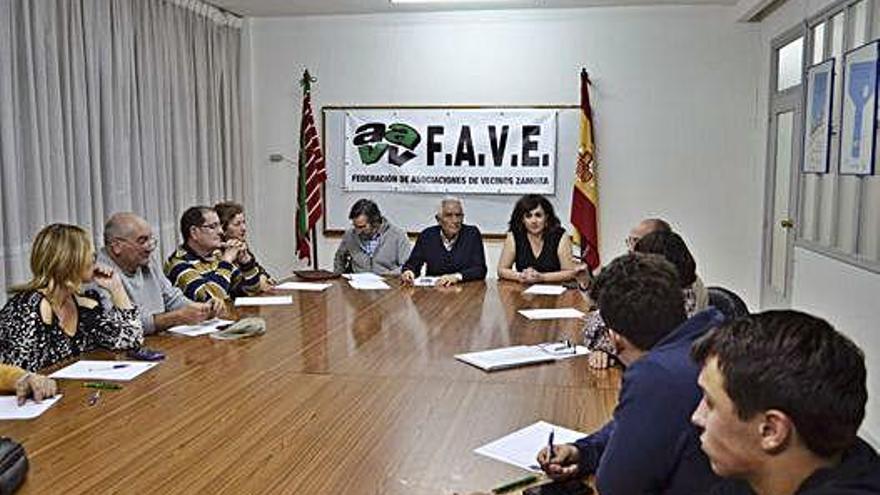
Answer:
[
  {"left": 813, "top": 22, "right": 826, "bottom": 64},
  {"left": 831, "top": 12, "right": 845, "bottom": 57},
  {"left": 771, "top": 111, "right": 794, "bottom": 294},
  {"left": 778, "top": 37, "right": 804, "bottom": 91},
  {"left": 852, "top": 1, "right": 868, "bottom": 47}
]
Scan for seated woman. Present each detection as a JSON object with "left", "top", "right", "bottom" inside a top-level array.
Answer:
[
  {"left": 497, "top": 194, "right": 576, "bottom": 284},
  {"left": 583, "top": 230, "right": 708, "bottom": 369},
  {"left": 215, "top": 201, "right": 274, "bottom": 294},
  {"left": 0, "top": 364, "right": 56, "bottom": 405},
  {"left": 0, "top": 224, "right": 143, "bottom": 371}
]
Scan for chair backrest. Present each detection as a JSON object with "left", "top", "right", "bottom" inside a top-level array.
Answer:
[{"left": 707, "top": 286, "right": 749, "bottom": 321}]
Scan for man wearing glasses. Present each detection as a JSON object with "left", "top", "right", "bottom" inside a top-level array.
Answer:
[
  {"left": 164, "top": 206, "right": 263, "bottom": 304},
  {"left": 99, "top": 212, "right": 223, "bottom": 334}
]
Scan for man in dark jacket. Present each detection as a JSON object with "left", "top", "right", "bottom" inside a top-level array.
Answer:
[
  {"left": 401, "top": 197, "right": 487, "bottom": 287},
  {"left": 537, "top": 253, "right": 723, "bottom": 494},
  {"left": 691, "top": 311, "right": 880, "bottom": 495}
]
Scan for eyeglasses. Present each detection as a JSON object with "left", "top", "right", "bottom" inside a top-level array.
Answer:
[
  {"left": 625, "top": 235, "right": 640, "bottom": 249},
  {"left": 199, "top": 222, "right": 222, "bottom": 231},
  {"left": 115, "top": 235, "right": 157, "bottom": 248}
]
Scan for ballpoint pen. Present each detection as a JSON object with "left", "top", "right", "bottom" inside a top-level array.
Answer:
[
  {"left": 86, "top": 364, "right": 130, "bottom": 372},
  {"left": 549, "top": 429, "right": 555, "bottom": 460}
]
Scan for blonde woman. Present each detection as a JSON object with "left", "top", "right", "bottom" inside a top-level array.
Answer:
[{"left": 0, "top": 224, "right": 143, "bottom": 371}]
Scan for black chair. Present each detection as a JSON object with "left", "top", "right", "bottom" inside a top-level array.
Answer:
[{"left": 707, "top": 286, "right": 749, "bottom": 321}]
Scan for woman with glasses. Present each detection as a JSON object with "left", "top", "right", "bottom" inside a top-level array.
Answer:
[
  {"left": 215, "top": 201, "right": 274, "bottom": 294},
  {"left": 497, "top": 194, "right": 578, "bottom": 284},
  {"left": 0, "top": 224, "right": 143, "bottom": 371}
]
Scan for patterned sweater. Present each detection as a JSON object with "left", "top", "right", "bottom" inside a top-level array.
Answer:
[
  {"left": 164, "top": 244, "right": 262, "bottom": 302},
  {"left": 0, "top": 290, "right": 143, "bottom": 372}
]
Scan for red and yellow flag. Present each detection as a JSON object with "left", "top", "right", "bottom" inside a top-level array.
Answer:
[{"left": 571, "top": 69, "right": 600, "bottom": 270}]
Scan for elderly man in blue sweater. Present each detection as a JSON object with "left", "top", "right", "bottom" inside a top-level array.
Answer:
[
  {"left": 401, "top": 197, "right": 487, "bottom": 287},
  {"left": 537, "top": 253, "right": 724, "bottom": 494}
]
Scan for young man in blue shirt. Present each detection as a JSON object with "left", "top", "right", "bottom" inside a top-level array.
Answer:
[
  {"left": 538, "top": 253, "right": 724, "bottom": 494},
  {"left": 691, "top": 311, "right": 880, "bottom": 495}
]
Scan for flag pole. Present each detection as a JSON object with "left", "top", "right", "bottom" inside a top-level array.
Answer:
[{"left": 311, "top": 229, "right": 318, "bottom": 269}]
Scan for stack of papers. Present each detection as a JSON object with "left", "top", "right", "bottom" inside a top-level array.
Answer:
[
  {"left": 517, "top": 308, "right": 585, "bottom": 320},
  {"left": 523, "top": 284, "right": 567, "bottom": 296},
  {"left": 234, "top": 295, "right": 293, "bottom": 306},
  {"left": 274, "top": 281, "right": 332, "bottom": 291},
  {"left": 49, "top": 360, "right": 158, "bottom": 381},
  {"left": 344, "top": 273, "right": 391, "bottom": 290},
  {"left": 168, "top": 318, "right": 234, "bottom": 337},
  {"left": 0, "top": 395, "right": 63, "bottom": 420},
  {"left": 413, "top": 276, "right": 439, "bottom": 287},
  {"left": 455, "top": 343, "right": 588, "bottom": 372},
  {"left": 474, "top": 421, "right": 587, "bottom": 472}
]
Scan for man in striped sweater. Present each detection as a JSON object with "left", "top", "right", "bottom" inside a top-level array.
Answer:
[{"left": 164, "top": 206, "right": 262, "bottom": 303}]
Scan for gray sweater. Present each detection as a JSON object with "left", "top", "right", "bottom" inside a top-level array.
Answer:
[{"left": 333, "top": 221, "right": 411, "bottom": 275}]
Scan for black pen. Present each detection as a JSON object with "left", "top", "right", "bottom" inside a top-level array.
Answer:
[{"left": 549, "top": 429, "right": 555, "bottom": 459}]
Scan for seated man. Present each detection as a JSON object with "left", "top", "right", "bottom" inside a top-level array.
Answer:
[
  {"left": 538, "top": 253, "right": 723, "bottom": 494},
  {"left": 165, "top": 206, "right": 262, "bottom": 302},
  {"left": 626, "top": 217, "right": 672, "bottom": 252},
  {"left": 333, "top": 199, "right": 410, "bottom": 275},
  {"left": 401, "top": 197, "right": 487, "bottom": 287},
  {"left": 691, "top": 311, "right": 880, "bottom": 495},
  {"left": 100, "top": 212, "right": 222, "bottom": 334}
]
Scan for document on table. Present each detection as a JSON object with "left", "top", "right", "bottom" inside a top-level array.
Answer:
[
  {"left": 234, "top": 295, "right": 293, "bottom": 306},
  {"left": 523, "top": 284, "right": 567, "bottom": 296},
  {"left": 413, "top": 276, "right": 438, "bottom": 287},
  {"left": 0, "top": 395, "right": 63, "bottom": 420},
  {"left": 342, "top": 273, "right": 385, "bottom": 282},
  {"left": 348, "top": 279, "right": 391, "bottom": 290},
  {"left": 518, "top": 308, "right": 585, "bottom": 320},
  {"left": 455, "top": 343, "right": 588, "bottom": 372},
  {"left": 274, "top": 281, "right": 332, "bottom": 291},
  {"left": 474, "top": 421, "right": 587, "bottom": 472},
  {"left": 49, "top": 360, "right": 158, "bottom": 381},
  {"left": 167, "top": 318, "right": 234, "bottom": 337}
]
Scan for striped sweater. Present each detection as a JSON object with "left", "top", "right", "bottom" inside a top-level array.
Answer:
[{"left": 164, "top": 245, "right": 262, "bottom": 302}]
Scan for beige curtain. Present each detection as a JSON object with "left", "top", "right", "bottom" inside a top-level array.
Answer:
[{"left": 0, "top": 0, "right": 246, "bottom": 303}]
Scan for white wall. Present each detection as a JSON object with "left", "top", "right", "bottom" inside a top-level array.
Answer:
[
  {"left": 245, "top": 6, "right": 763, "bottom": 302},
  {"left": 757, "top": 0, "right": 880, "bottom": 444}
]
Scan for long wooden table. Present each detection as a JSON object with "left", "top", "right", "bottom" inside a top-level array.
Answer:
[{"left": 0, "top": 279, "right": 619, "bottom": 494}]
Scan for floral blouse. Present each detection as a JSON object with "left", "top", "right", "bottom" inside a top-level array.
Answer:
[
  {"left": 583, "top": 279, "right": 709, "bottom": 358},
  {"left": 0, "top": 290, "right": 143, "bottom": 372}
]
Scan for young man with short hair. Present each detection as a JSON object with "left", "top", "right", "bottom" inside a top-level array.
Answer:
[
  {"left": 538, "top": 253, "right": 724, "bottom": 494},
  {"left": 691, "top": 310, "right": 880, "bottom": 495}
]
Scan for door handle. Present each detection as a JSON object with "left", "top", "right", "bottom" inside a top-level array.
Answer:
[{"left": 780, "top": 218, "right": 794, "bottom": 229}]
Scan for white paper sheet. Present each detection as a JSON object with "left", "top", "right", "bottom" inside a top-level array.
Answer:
[
  {"left": 234, "top": 295, "right": 293, "bottom": 306},
  {"left": 342, "top": 273, "right": 385, "bottom": 282},
  {"left": 348, "top": 279, "right": 391, "bottom": 290},
  {"left": 474, "top": 421, "right": 587, "bottom": 472},
  {"left": 0, "top": 395, "right": 63, "bottom": 420},
  {"left": 517, "top": 308, "right": 585, "bottom": 320},
  {"left": 274, "top": 282, "right": 332, "bottom": 291},
  {"left": 167, "top": 318, "right": 234, "bottom": 337},
  {"left": 455, "top": 344, "right": 588, "bottom": 372},
  {"left": 49, "top": 360, "right": 158, "bottom": 381},
  {"left": 413, "top": 276, "right": 438, "bottom": 287},
  {"left": 523, "top": 284, "right": 567, "bottom": 296}
]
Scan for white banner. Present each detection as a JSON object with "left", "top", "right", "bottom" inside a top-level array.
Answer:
[{"left": 343, "top": 109, "right": 557, "bottom": 194}]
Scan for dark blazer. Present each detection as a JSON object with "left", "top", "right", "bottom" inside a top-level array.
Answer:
[{"left": 402, "top": 224, "right": 487, "bottom": 281}]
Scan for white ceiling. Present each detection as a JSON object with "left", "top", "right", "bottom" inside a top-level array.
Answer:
[{"left": 210, "top": 0, "right": 739, "bottom": 17}]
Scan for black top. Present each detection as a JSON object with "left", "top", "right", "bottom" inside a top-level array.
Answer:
[
  {"left": 0, "top": 290, "right": 143, "bottom": 372},
  {"left": 402, "top": 224, "right": 487, "bottom": 281},
  {"left": 710, "top": 438, "right": 880, "bottom": 495},
  {"left": 513, "top": 227, "right": 564, "bottom": 272}
]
